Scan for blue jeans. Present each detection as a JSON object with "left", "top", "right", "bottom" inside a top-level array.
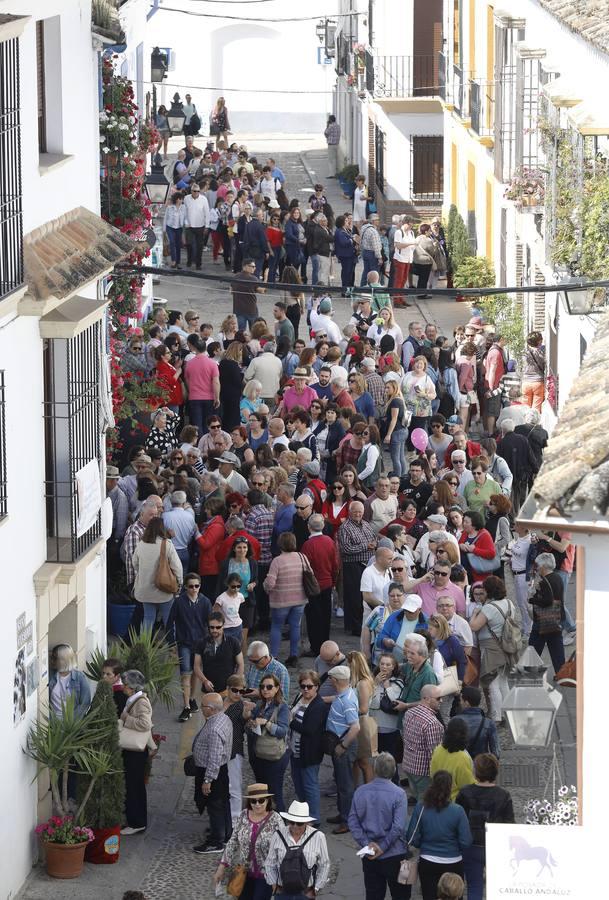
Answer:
[
  {"left": 389, "top": 427, "right": 408, "bottom": 476},
  {"left": 176, "top": 547, "right": 190, "bottom": 573},
  {"left": 166, "top": 226, "right": 182, "bottom": 264},
  {"left": 557, "top": 570, "right": 576, "bottom": 632},
  {"left": 291, "top": 760, "right": 320, "bottom": 823},
  {"left": 340, "top": 257, "right": 356, "bottom": 288},
  {"left": 237, "top": 314, "right": 257, "bottom": 332},
  {"left": 360, "top": 249, "right": 380, "bottom": 286},
  {"left": 462, "top": 845, "right": 485, "bottom": 900},
  {"left": 270, "top": 605, "right": 305, "bottom": 658},
  {"left": 224, "top": 625, "right": 243, "bottom": 643},
  {"left": 142, "top": 599, "right": 174, "bottom": 631},
  {"left": 268, "top": 246, "right": 282, "bottom": 282},
  {"left": 332, "top": 740, "right": 357, "bottom": 822},
  {"left": 310, "top": 253, "right": 321, "bottom": 285},
  {"left": 187, "top": 398, "right": 215, "bottom": 435},
  {"left": 177, "top": 643, "right": 195, "bottom": 674},
  {"left": 252, "top": 750, "right": 290, "bottom": 812}
]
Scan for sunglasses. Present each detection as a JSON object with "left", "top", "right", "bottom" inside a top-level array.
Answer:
[
  {"left": 472, "top": 470, "right": 484, "bottom": 475},
  {"left": 250, "top": 798, "right": 267, "bottom": 805},
  {"left": 260, "top": 684, "right": 276, "bottom": 691},
  {"left": 433, "top": 570, "right": 450, "bottom": 576},
  {"left": 186, "top": 583, "right": 201, "bottom": 589},
  {"left": 209, "top": 424, "right": 221, "bottom": 429},
  {"left": 447, "top": 480, "right": 458, "bottom": 486},
  {"left": 333, "top": 484, "right": 344, "bottom": 490},
  {"left": 299, "top": 684, "right": 315, "bottom": 690},
  {"left": 208, "top": 625, "right": 223, "bottom": 630},
  {"left": 230, "top": 687, "right": 248, "bottom": 694},
  {"left": 391, "top": 566, "right": 405, "bottom": 572},
  {"left": 296, "top": 505, "right": 310, "bottom": 510}
]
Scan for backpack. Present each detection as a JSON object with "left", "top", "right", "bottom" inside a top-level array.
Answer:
[
  {"left": 488, "top": 600, "right": 523, "bottom": 663},
  {"left": 278, "top": 830, "right": 317, "bottom": 894}
]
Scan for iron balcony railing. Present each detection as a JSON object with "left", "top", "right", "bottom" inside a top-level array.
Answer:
[
  {"left": 366, "top": 53, "right": 441, "bottom": 99},
  {"left": 470, "top": 79, "right": 495, "bottom": 138},
  {"left": 0, "top": 36, "right": 24, "bottom": 303},
  {"left": 453, "top": 64, "right": 470, "bottom": 119},
  {"left": 438, "top": 51, "right": 447, "bottom": 101}
]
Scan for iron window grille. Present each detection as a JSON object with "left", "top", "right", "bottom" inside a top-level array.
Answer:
[
  {"left": 411, "top": 136, "right": 444, "bottom": 201},
  {"left": 0, "top": 371, "right": 6, "bottom": 520},
  {"left": 44, "top": 322, "right": 103, "bottom": 562},
  {"left": 0, "top": 36, "right": 24, "bottom": 302}
]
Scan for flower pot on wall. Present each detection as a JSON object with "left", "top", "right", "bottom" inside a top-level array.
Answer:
[{"left": 44, "top": 841, "right": 88, "bottom": 879}]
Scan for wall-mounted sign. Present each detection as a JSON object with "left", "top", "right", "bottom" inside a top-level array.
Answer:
[
  {"left": 16, "top": 612, "right": 33, "bottom": 655},
  {"left": 75, "top": 459, "right": 102, "bottom": 537}
]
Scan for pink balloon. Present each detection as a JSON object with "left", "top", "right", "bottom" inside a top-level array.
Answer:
[{"left": 411, "top": 428, "right": 428, "bottom": 452}]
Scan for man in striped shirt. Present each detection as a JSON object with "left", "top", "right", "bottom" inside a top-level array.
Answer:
[
  {"left": 401, "top": 685, "right": 444, "bottom": 801},
  {"left": 244, "top": 490, "right": 274, "bottom": 628},
  {"left": 121, "top": 495, "right": 163, "bottom": 586},
  {"left": 337, "top": 502, "right": 377, "bottom": 637}
]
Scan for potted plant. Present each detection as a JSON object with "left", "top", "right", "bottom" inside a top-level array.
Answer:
[
  {"left": 107, "top": 567, "right": 137, "bottom": 639},
  {"left": 79, "top": 681, "right": 126, "bottom": 864},
  {"left": 504, "top": 166, "right": 545, "bottom": 210},
  {"left": 338, "top": 163, "right": 359, "bottom": 199},
  {"left": 26, "top": 696, "right": 117, "bottom": 879}
]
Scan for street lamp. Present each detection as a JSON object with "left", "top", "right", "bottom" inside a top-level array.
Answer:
[
  {"left": 144, "top": 153, "right": 170, "bottom": 205},
  {"left": 316, "top": 19, "right": 326, "bottom": 43},
  {"left": 560, "top": 276, "right": 609, "bottom": 315},
  {"left": 150, "top": 47, "right": 167, "bottom": 83},
  {"left": 166, "top": 93, "right": 186, "bottom": 135},
  {"left": 503, "top": 647, "right": 563, "bottom": 748}
]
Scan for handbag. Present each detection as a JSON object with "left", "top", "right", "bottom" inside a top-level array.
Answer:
[
  {"left": 379, "top": 690, "right": 399, "bottom": 715},
  {"left": 118, "top": 719, "right": 151, "bottom": 752},
  {"left": 438, "top": 664, "right": 460, "bottom": 697},
  {"left": 462, "top": 655, "right": 479, "bottom": 686},
  {"left": 534, "top": 575, "right": 563, "bottom": 635},
  {"left": 555, "top": 652, "right": 576, "bottom": 687},
  {"left": 468, "top": 532, "right": 501, "bottom": 574},
  {"left": 400, "top": 805, "right": 424, "bottom": 885},
  {"left": 226, "top": 864, "right": 248, "bottom": 897},
  {"left": 299, "top": 553, "right": 321, "bottom": 599},
  {"left": 190, "top": 112, "right": 201, "bottom": 134},
  {"left": 255, "top": 707, "right": 287, "bottom": 761},
  {"left": 322, "top": 729, "right": 345, "bottom": 756},
  {"left": 183, "top": 754, "right": 197, "bottom": 776},
  {"left": 155, "top": 539, "right": 178, "bottom": 594}
]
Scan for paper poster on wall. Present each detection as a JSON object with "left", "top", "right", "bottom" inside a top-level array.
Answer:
[
  {"left": 40, "top": 646, "right": 49, "bottom": 683},
  {"left": 75, "top": 459, "right": 102, "bottom": 537},
  {"left": 13, "top": 648, "right": 26, "bottom": 725},
  {"left": 26, "top": 658, "right": 39, "bottom": 697},
  {"left": 16, "top": 612, "right": 33, "bottom": 655},
  {"left": 486, "top": 823, "right": 590, "bottom": 899}
]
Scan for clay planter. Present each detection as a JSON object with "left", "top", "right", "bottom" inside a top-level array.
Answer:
[{"left": 44, "top": 841, "right": 88, "bottom": 879}]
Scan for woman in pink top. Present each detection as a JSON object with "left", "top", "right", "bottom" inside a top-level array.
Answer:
[
  {"left": 263, "top": 532, "right": 313, "bottom": 666},
  {"left": 277, "top": 366, "right": 317, "bottom": 415},
  {"left": 184, "top": 342, "right": 220, "bottom": 435}
]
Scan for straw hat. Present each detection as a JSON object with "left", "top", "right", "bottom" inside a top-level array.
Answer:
[{"left": 244, "top": 783, "right": 274, "bottom": 801}]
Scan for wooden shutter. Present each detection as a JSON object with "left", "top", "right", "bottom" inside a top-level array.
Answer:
[{"left": 36, "top": 20, "right": 46, "bottom": 153}]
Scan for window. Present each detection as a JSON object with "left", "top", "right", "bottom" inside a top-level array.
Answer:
[
  {"left": 374, "top": 124, "right": 386, "bottom": 195},
  {"left": 453, "top": 0, "right": 461, "bottom": 67},
  {"left": 36, "top": 20, "right": 46, "bottom": 153},
  {"left": 411, "top": 136, "right": 444, "bottom": 200},
  {"left": 0, "top": 36, "right": 24, "bottom": 301},
  {"left": 44, "top": 322, "right": 103, "bottom": 562},
  {"left": 0, "top": 371, "right": 6, "bottom": 520}
]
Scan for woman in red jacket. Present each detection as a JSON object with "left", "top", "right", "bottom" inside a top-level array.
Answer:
[
  {"left": 153, "top": 344, "right": 184, "bottom": 412},
  {"left": 321, "top": 480, "right": 350, "bottom": 537},
  {"left": 458, "top": 509, "right": 497, "bottom": 584},
  {"left": 196, "top": 497, "right": 226, "bottom": 600}
]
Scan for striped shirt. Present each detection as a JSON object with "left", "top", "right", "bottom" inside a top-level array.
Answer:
[
  {"left": 122, "top": 520, "right": 146, "bottom": 585},
  {"left": 244, "top": 504, "right": 274, "bottom": 564},
  {"left": 265, "top": 824, "right": 331, "bottom": 891},
  {"left": 402, "top": 704, "right": 444, "bottom": 776},
  {"left": 326, "top": 686, "right": 359, "bottom": 737},
  {"left": 337, "top": 518, "right": 377, "bottom": 564}
]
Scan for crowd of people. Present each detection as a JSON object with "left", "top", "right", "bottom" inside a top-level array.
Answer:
[{"left": 103, "top": 141, "right": 572, "bottom": 900}]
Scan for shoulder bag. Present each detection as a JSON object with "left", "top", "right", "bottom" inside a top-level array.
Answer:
[
  {"left": 155, "top": 539, "right": 178, "bottom": 594},
  {"left": 438, "top": 664, "right": 461, "bottom": 697},
  {"left": 533, "top": 575, "right": 563, "bottom": 635},
  {"left": 299, "top": 553, "right": 321, "bottom": 599},
  {"left": 118, "top": 718, "right": 151, "bottom": 752},
  {"left": 255, "top": 705, "right": 287, "bottom": 761},
  {"left": 399, "top": 805, "right": 425, "bottom": 885},
  {"left": 226, "top": 864, "right": 248, "bottom": 897},
  {"left": 468, "top": 532, "right": 501, "bottom": 575},
  {"left": 183, "top": 753, "right": 197, "bottom": 776}
]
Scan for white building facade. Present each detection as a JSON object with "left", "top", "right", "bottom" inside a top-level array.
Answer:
[{"left": 0, "top": 1, "right": 128, "bottom": 893}]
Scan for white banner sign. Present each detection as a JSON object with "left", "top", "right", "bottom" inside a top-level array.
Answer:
[
  {"left": 75, "top": 459, "right": 102, "bottom": 537},
  {"left": 486, "top": 824, "right": 591, "bottom": 899}
]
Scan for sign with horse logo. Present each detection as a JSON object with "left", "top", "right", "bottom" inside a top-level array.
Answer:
[{"left": 486, "top": 824, "right": 590, "bottom": 899}]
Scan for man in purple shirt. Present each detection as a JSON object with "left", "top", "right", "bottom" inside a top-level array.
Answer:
[{"left": 415, "top": 562, "right": 466, "bottom": 617}]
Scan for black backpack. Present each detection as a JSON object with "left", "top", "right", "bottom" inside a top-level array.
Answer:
[{"left": 278, "top": 830, "right": 317, "bottom": 894}]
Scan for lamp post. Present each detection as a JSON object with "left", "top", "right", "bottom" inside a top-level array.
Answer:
[
  {"left": 144, "top": 153, "right": 170, "bottom": 206},
  {"left": 503, "top": 647, "right": 563, "bottom": 748},
  {"left": 166, "top": 93, "right": 186, "bottom": 135},
  {"left": 150, "top": 47, "right": 167, "bottom": 84},
  {"left": 559, "top": 275, "right": 608, "bottom": 315},
  {"left": 316, "top": 19, "right": 325, "bottom": 43}
]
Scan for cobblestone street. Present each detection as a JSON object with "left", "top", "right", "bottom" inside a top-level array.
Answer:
[{"left": 17, "top": 136, "right": 577, "bottom": 900}]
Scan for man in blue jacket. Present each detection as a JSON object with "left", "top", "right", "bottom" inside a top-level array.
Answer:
[
  {"left": 348, "top": 752, "right": 409, "bottom": 899},
  {"left": 376, "top": 594, "right": 428, "bottom": 663}
]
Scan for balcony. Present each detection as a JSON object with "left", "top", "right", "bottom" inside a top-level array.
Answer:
[
  {"left": 0, "top": 35, "right": 24, "bottom": 304},
  {"left": 365, "top": 53, "right": 441, "bottom": 99},
  {"left": 452, "top": 65, "right": 471, "bottom": 122},
  {"left": 470, "top": 79, "right": 495, "bottom": 146}
]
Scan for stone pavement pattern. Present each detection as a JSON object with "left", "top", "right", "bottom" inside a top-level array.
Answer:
[{"left": 17, "top": 136, "right": 576, "bottom": 900}]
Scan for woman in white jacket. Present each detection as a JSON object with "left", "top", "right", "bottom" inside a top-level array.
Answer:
[{"left": 132, "top": 518, "right": 183, "bottom": 632}]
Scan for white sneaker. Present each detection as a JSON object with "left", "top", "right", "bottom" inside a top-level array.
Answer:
[
  {"left": 121, "top": 826, "right": 146, "bottom": 835},
  {"left": 335, "top": 607, "right": 344, "bottom": 618},
  {"left": 563, "top": 631, "right": 576, "bottom": 646}
]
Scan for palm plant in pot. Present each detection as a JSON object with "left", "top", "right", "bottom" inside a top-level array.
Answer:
[
  {"left": 78, "top": 680, "right": 126, "bottom": 864},
  {"left": 26, "top": 696, "right": 118, "bottom": 879}
]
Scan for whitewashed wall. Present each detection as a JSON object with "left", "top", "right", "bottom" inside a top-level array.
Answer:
[{"left": 144, "top": 0, "right": 332, "bottom": 133}]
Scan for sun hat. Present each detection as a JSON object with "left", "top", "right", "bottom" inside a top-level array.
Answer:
[
  {"left": 214, "top": 451, "right": 241, "bottom": 467},
  {"left": 106, "top": 466, "right": 120, "bottom": 478},
  {"left": 244, "top": 783, "right": 274, "bottom": 801},
  {"left": 280, "top": 800, "right": 315, "bottom": 824},
  {"left": 328, "top": 665, "right": 351, "bottom": 681},
  {"left": 402, "top": 594, "right": 423, "bottom": 612},
  {"left": 360, "top": 357, "right": 375, "bottom": 370},
  {"left": 425, "top": 513, "right": 448, "bottom": 526},
  {"left": 383, "top": 372, "right": 401, "bottom": 384}
]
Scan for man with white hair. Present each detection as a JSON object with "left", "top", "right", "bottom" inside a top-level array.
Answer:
[
  {"left": 414, "top": 514, "right": 458, "bottom": 569},
  {"left": 330, "top": 375, "right": 356, "bottom": 410},
  {"left": 365, "top": 270, "right": 392, "bottom": 314},
  {"left": 121, "top": 495, "right": 163, "bottom": 586},
  {"left": 361, "top": 543, "right": 394, "bottom": 618},
  {"left": 192, "top": 692, "right": 233, "bottom": 853},
  {"left": 448, "top": 449, "right": 474, "bottom": 495},
  {"left": 244, "top": 341, "right": 283, "bottom": 403},
  {"left": 359, "top": 214, "right": 383, "bottom": 286},
  {"left": 401, "top": 320, "right": 426, "bottom": 370},
  {"left": 163, "top": 490, "right": 197, "bottom": 571},
  {"left": 200, "top": 469, "right": 225, "bottom": 505},
  {"left": 325, "top": 665, "right": 361, "bottom": 833},
  {"left": 245, "top": 640, "right": 289, "bottom": 699},
  {"left": 338, "top": 502, "right": 377, "bottom": 636}
]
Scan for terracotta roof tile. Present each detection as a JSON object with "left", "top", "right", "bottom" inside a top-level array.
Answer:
[
  {"left": 24, "top": 206, "right": 134, "bottom": 302},
  {"left": 532, "top": 308, "right": 609, "bottom": 515},
  {"left": 538, "top": 1, "right": 609, "bottom": 56}
]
